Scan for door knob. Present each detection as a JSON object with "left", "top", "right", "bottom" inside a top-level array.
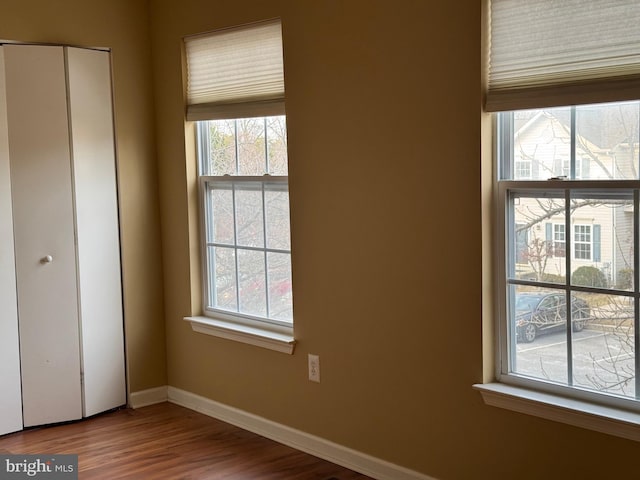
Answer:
[{"left": 41, "top": 255, "right": 53, "bottom": 264}]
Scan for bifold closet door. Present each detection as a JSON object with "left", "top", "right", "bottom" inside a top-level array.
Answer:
[
  {"left": 67, "top": 47, "right": 126, "bottom": 418},
  {"left": 0, "top": 47, "right": 23, "bottom": 436},
  {"left": 5, "top": 45, "right": 83, "bottom": 427}
]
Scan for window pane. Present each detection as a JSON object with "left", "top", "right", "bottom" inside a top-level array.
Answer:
[
  {"left": 234, "top": 184, "right": 264, "bottom": 248},
  {"left": 267, "top": 116, "right": 288, "bottom": 175},
  {"left": 209, "top": 183, "right": 234, "bottom": 245},
  {"left": 265, "top": 185, "right": 291, "bottom": 250},
  {"left": 237, "top": 118, "right": 266, "bottom": 175},
  {"left": 505, "top": 102, "right": 640, "bottom": 181},
  {"left": 510, "top": 192, "right": 565, "bottom": 284},
  {"left": 571, "top": 292, "right": 635, "bottom": 398},
  {"left": 207, "top": 120, "right": 236, "bottom": 175},
  {"left": 576, "top": 102, "right": 640, "bottom": 180},
  {"left": 238, "top": 249, "right": 266, "bottom": 317},
  {"left": 513, "top": 107, "right": 571, "bottom": 180},
  {"left": 211, "top": 246, "right": 237, "bottom": 311},
  {"left": 569, "top": 193, "right": 634, "bottom": 291},
  {"left": 511, "top": 285, "right": 568, "bottom": 384},
  {"left": 268, "top": 252, "right": 292, "bottom": 322}
]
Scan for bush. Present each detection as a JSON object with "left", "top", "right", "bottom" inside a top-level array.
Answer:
[
  {"left": 541, "top": 273, "right": 566, "bottom": 283},
  {"left": 572, "top": 266, "right": 608, "bottom": 288},
  {"left": 616, "top": 268, "right": 633, "bottom": 290}
]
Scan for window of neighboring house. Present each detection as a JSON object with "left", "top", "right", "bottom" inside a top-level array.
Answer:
[
  {"left": 573, "top": 224, "right": 591, "bottom": 261},
  {"left": 552, "top": 223, "right": 565, "bottom": 257},
  {"left": 515, "top": 223, "right": 529, "bottom": 264},
  {"left": 514, "top": 158, "right": 531, "bottom": 179},
  {"left": 480, "top": 0, "right": 640, "bottom": 431},
  {"left": 553, "top": 158, "right": 582, "bottom": 179},
  {"left": 183, "top": 19, "right": 295, "bottom": 352}
]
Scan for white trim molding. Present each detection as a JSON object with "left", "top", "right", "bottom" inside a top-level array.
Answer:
[
  {"left": 129, "top": 386, "right": 168, "bottom": 408},
  {"left": 167, "top": 386, "right": 437, "bottom": 480},
  {"left": 184, "top": 316, "right": 296, "bottom": 354},
  {"left": 474, "top": 383, "right": 640, "bottom": 442}
]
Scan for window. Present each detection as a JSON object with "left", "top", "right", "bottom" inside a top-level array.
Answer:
[
  {"left": 479, "top": 0, "right": 640, "bottom": 432},
  {"left": 499, "top": 102, "right": 639, "bottom": 404},
  {"left": 552, "top": 224, "right": 565, "bottom": 258},
  {"left": 573, "top": 225, "right": 591, "bottom": 261},
  {"left": 514, "top": 158, "right": 531, "bottom": 179},
  {"left": 197, "top": 116, "right": 292, "bottom": 324},
  {"left": 183, "top": 19, "right": 295, "bottom": 352}
]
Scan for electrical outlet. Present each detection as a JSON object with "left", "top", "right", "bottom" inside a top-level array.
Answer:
[{"left": 308, "top": 354, "right": 320, "bottom": 383}]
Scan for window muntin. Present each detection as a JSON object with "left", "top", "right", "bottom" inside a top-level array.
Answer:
[
  {"left": 499, "top": 100, "right": 640, "bottom": 404},
  {"left": 198, "top": 116, "right": 293, "bottom": 326}
]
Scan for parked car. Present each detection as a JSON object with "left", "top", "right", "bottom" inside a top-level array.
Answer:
[{"left": 515, "top": 292, "right": 590, "bottom": 343}]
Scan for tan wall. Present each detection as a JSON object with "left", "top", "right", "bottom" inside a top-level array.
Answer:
[
  {"left": 150, "top": 1, "right": 639, "bottom": 479},
  {"left": 0, "top": 0, "right": 167, "bottom": 392}
]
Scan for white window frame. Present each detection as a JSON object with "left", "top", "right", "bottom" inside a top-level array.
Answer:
[
  {"left": 187, "top": 117, "right": 295, "bottom": 354},
  {"left": 477, "top": 105, "right": 640, "bottom": 441}
]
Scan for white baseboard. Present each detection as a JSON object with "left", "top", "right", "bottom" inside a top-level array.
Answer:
[
  {"left": 129, "top": 386, "right": 168, "bottom": 408},
  {"left": 167, "top": 386, "right": 437, "bottom": 480}
]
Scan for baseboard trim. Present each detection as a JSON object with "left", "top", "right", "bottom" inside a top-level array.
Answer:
[
  {"left": 167, "top": 386, "right": 436, "bottom": 480},
  {"left": 129, "top": 386, "right": 168, "bottom": 408}
]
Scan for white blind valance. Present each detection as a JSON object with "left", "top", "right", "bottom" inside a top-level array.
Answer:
[
  {"left": 486, "top": 0, "right": 640, "bottom": 112},
  {"left": 185, "top": 19, "right": 285, "bottom": 120}
]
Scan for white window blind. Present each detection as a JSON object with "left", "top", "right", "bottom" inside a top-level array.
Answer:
[
  {"left": 185, "top": 19, "right": 285, "bottom": 121},
  {"left": 486, "top": 0, "right": 640, "bottom": 112}
]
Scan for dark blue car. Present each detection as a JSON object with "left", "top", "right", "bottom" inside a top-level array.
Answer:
[{"left": 515, "top": 292, "right": 590, "bottom": 343}]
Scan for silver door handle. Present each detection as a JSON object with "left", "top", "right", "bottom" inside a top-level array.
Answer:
[{"left": 41, "top": 255, "right": 53, "bottom": 264}]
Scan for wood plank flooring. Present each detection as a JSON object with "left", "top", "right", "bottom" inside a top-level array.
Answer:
[{"left": 0, "top": 402, "right": 372, "bottom": 479}]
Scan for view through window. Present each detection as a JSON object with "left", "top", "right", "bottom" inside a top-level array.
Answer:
[
  {"left": 197, "top": 116, "right": 293, "bottom": 325},
  {"left": 499, "top": 101, "right": 640, "bottom": 401}
]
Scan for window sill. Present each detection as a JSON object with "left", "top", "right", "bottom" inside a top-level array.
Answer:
[
  {"left": 473, "top": 383, "right": 640, "bottom": 442},
  {"left": 184, "top": 316, "right": 296, "bottom": 354}
]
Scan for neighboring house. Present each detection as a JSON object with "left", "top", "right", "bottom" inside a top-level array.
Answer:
[{"left": 512, "top": 107, "right": 638, "bottom": 287}]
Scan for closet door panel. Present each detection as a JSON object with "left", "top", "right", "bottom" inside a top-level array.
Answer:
[
  {"left": 0, "top": 48, "right": 23, "bottom": 436},
  {"left": 67, "top": 47, "right": 126, "bottom": 416},
  {"left": 5, "top": 45, "right": 82, "bottom": 427}
]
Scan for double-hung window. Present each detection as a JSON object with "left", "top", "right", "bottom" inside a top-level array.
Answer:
[
  {"left": 480, "top": 0, "right": 640, "bottom": 430},
  {"left": 184, "top": 20, "right": 295, "bottom": 353}
]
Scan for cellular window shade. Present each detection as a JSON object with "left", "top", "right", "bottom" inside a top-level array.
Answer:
[
  {"left": 486, "top": 0, "right": 640, "bottom": 112},
  {"left": 186, "top": 20, "right": 285, "bottom": 121}
]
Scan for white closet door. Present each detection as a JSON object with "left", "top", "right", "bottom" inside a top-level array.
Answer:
[
  {"left": 0, "top": 47, "right": 23, "bottom": 436},
  {"left": 67, "top": 47, "right": 126, "bottom": 417},
  {"left": 5, "top": 45, "right": 82, "bottom": 427}
]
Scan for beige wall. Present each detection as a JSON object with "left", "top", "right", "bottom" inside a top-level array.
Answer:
[
  {"left": 0, "top": 0, "right": 167, "bottom": 392},
  {"left": 149, "top": 0, "right": 640, "bottom": 479},
  {"left": 5, "top": 0, "right": 640, "bottom": 478}
]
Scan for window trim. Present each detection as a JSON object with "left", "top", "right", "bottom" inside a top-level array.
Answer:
[
  {"left": 473, "top": 382, "right": 640, "bottom": 442},
  {"left": 184, "top": 117, "right": 295, "bottom": 354},
  {"left": 484, "top": 106, "right": 640, "bottom": 439},
  {"left": 184, "top": 314, "right": 295, "bottom": 354}
]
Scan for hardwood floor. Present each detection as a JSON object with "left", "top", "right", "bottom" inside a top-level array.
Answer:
[{"left": 0, "top": 403, "right": 372, "bottom": 479}]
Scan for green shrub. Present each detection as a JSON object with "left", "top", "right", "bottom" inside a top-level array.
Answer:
[
  {"left": 572, "top": 266, "right": 607, "bottom": 288},
  {"left": 616, "top": 268, "right": 633, "bottom": 290},
  {"left": 541, "top": 273, "right": 566, "bottom": 283}
]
